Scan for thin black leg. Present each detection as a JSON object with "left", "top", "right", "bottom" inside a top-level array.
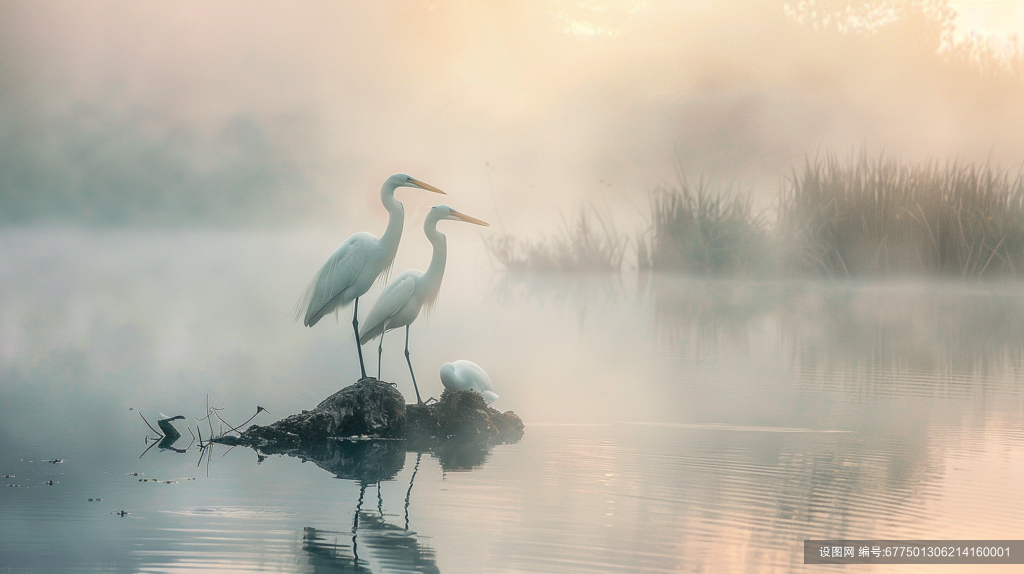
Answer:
[
  {"left": 352, "top": 298, "right": 367, "bottom": 380},
  {"left": 405, "top": 325, "right": 422, "bottom": 404},
  {"left": 378, "top": 331, "right": 386, "bottom": 380}
]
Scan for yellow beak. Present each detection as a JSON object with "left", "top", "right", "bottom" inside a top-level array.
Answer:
[
  {"left": 410, "top": 178, "right": 447, "bottom": 195},
  {"left": 453, "top": 211, "right": 490, "bottom": 226}
]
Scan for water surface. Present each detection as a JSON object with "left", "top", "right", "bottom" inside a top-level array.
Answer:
[{"left": 1, "top": 229, "right": 1022, "bottom": 572}]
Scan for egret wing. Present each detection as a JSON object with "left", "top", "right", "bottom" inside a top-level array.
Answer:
[
  {"left": 300, "top": 239, "right": 368, "bottom": 327},
  {"left": 359, "top": 275, "right": 416, "bottom": 344}
]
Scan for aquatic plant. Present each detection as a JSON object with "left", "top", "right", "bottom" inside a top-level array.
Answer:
[
  {"left": 484, "top": 204, "right": 627, "bottom": 272},
  {"left": 640, "top": 176, "right": 772, "bottom": 275},
  {"left": 492, "top": 153, "right": 1024, "bottom": 280},
  {"left": 777, "top": 152, "right": 1024, "bottom": 278}
]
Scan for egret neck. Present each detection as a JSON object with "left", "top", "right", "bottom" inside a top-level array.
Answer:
[
  {"left": 421, "top": 213, "right": 449, "bottom": 305},
  {"left": 377, "top": 179, "right": 406, "bottom": 261}
]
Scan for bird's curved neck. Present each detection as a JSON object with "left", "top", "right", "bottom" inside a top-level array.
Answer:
[
  {"left": 378, "top": 182, "right": 404, "bottom": 254},
  {"left": 422, "top": 217, "right": 448, "bottom": 297}
]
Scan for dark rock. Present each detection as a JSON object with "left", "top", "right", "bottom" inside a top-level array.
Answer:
[
  {"left": 405, "top": 403, "right": 439, "bottom": 439},
  {"left": 157, "top": 416, "right": 184, "bottom": 441},
  {"left": 237, "top": 378, "right": 406, "bottom": 447},
  {"left": 430, "top": 390, "right": 525, "bottom": 444},
  {"left": 405, "top": 390, "right": 525, "bottom": 470},
  {"left": 314, "top": 379, "right": 407, "bottom": 438},
  {"left": 213, "top": 381, "right": 524, "bottom": 474},
  {"left": 157, "top": 415, "right": 186, "bottom": 450}
]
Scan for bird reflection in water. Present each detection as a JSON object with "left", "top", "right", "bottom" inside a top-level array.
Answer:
[
  {"left": 294, "top": 434, "right": 513, "bottom": 572},
  {"left": 302, "top": 452, "right": 439, "bottom": 574}
]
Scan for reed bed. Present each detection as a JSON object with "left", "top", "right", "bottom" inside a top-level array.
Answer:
[
  {"left": 779, "top": 153, "right": 1024, "bottom": 278},
  {"left": 484, "top": 205, "right": 626, "bottom": 272},
  {"left": 488, "top": 153, "right": 1024, "bottom": 279},
  {"left": 640, "top": 177, "right": 772, "bottom": 276}
]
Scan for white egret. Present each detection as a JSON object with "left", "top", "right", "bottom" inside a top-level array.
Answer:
[
  {"left": 440, "top": 360, "right": 499, "bottom": 404},
  {"left": 298, "top": 174, "right": 447, "bottom": 379},
  {"left": 359, "top": 205, "right": 489, "bottom": 403}
]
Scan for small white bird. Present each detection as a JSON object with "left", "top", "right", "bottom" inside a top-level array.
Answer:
[
  {"left": 359, "top": 205, "right": 489, "bottom": 403},
  {"left": 298, "top": 174, "right": 447, "bottom": 380},
  {"left": 440, "top": 360, "right": 499, "bottom": 404}
]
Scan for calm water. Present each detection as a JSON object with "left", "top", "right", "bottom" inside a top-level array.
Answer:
[{"left": 1, "top": 229, "right": 1023, "bottom": 573}]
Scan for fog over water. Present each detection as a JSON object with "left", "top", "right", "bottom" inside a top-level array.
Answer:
[
  {"left": 2, "top": 2, "right": 1024, "bottom": 573},
  {"left": 2, "top": 229, "right": 1023, "bottom": 572}
]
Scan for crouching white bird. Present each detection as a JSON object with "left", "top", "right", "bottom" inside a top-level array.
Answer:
[
  {"left": 359, "top": 205, "right": 489, "bottom": 403},
  {"left": 298, "top": 174, "right": 447, "bottom": 380},
  {"left": 440, "top": 360, "right": 499, "bottom": 404}
]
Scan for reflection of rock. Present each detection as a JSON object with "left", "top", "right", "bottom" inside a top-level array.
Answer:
[
  {"left": 214, "top": 381, "right": 525, "bottom": 473},
  {"left": 431, "top": 434, "right": 491, "bottom": 471},
  {"left": 303, "top": 440, "right": 407, "bottom": 483}
]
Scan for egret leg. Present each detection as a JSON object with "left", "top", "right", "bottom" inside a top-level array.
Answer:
[
  {"left": 377, "top": 331, "right": 386, "bottom": 380},
  {"left": 404, "top": 325, "right": 423, "bottom": 404},
  {"left": 352, "top": 298, "right": 367, "bottom": 380}
]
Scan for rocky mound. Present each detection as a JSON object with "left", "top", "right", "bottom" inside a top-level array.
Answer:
[{"left": 216, "top": 379, "right": 523, "bottom": 452}]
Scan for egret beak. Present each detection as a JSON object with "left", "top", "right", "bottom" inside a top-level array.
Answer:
[
  {"left": 453, "top": 211, "right": 490, "bottom": 226},
  {"left": 409, "top": 178, "right": 447, "bottom": 195}
]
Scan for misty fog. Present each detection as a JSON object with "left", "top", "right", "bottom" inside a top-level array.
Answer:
[
  {"left": 2, "top": 1, "right": 1022, "bottom": 232},
  {"left": 3, "top": 2, "right": 1024, "bottom": 572}
]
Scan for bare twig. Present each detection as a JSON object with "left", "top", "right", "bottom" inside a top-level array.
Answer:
[{"left": 139, "top": 413, "right": 161, "bottom": 436}]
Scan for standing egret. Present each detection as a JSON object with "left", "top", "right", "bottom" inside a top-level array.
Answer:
[
  {"left": 440, "top": 360, "right": 499, "bottom": 404},
  {"left": 359, "top": 205, "right": 489, "bottom": 403},
  {"left": 298, "top": 174, "right": 447, "bottom": 380}
]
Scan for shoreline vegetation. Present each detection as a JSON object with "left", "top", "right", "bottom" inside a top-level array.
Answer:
[{"left": 486, "top": 152, "right": 1024, "bottom": 279}]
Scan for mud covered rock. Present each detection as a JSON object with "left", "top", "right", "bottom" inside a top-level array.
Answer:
[
  {"left": 404, "top": 390, "right": 525, "bottom": 470},
  {"left": 425, "top": 389, "right": 524, "bottom": 443},
  {"left": 214, "top": 381, "right": 524, "bottom": 473},
  {"left": 230, "top": 379, "right": 406, "bottom": 448}
]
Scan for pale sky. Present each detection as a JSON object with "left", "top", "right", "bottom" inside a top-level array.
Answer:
[{"left": 952, "top": 0, "right": 1024, "bottom": 38}]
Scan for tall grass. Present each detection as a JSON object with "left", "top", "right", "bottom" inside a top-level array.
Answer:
[
  {"left": 778, "top": 152, "right": 1024, "bottom": 278},
  {"left": 484, "top": 205, "right": 626, "bottom": 272},
  {"left": 640, "top": 177, "right": 772, "bottom": 275},
  {"left": 489, "top": 153, "right": 1024, "bottom": 279}
]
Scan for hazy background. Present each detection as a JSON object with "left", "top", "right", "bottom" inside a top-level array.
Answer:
[
  {"left": 2, "top": 0, "right": 1023, "bottom": 234},
  {"left": 3, "top": 6, "right": 1024, "bottom": 571}
]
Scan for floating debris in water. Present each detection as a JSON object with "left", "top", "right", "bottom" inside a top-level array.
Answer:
[{"left": 137, "top": 477, "right": 183, "bottom": 484}]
